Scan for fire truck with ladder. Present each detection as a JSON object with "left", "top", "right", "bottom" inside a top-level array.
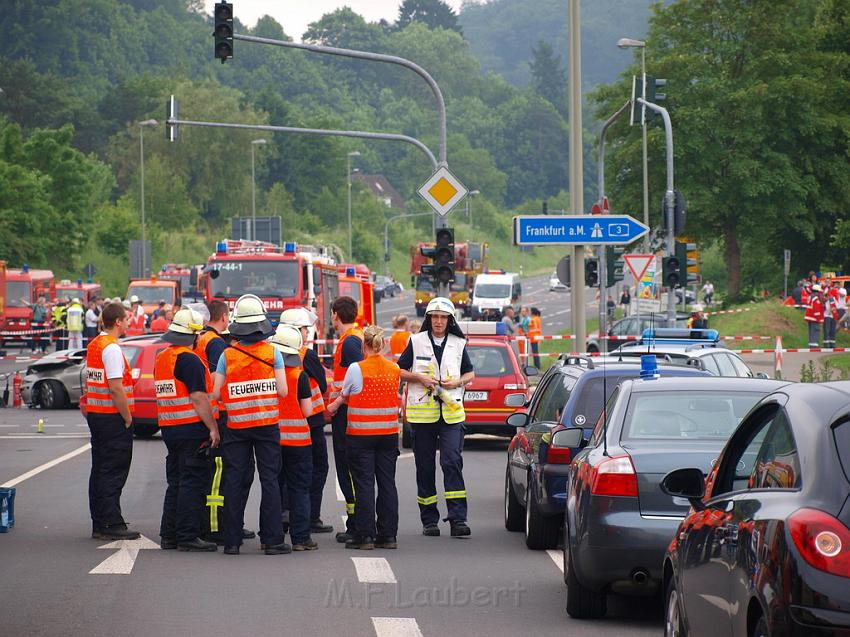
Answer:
[{"left": 410, "top": 241, "right": 487, "bottom": 317}]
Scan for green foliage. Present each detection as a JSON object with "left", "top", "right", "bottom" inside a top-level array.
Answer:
[
  {"left": 799, "top": 358, "right": 850, "bottom": 383},
  {"left": 397, "top": 0, "right": 462, "bottom": 34},
  {"left": 95, "top": 196, "right": 141, "bottom": 260}
]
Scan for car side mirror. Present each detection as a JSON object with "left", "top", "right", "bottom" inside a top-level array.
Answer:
[
  {"left": 506, "top": 412, "right": 529, "bottom": 427},
  {"left": 504, "top": 393, "right": 527, "bottom": 407},
  {"left": 661, "top": 468, "right": 706, "bottom": 511},
  {"left": 551, "top": 427, "right": 584, "bottom": 449},
  {"left": 523, "top": 365, "right": 539, "bottom": 377}
]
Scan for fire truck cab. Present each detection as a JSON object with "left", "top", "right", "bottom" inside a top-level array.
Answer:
[
  {"left": 2, "top": 266, "right": 55, "bottom": 344},
  {"left": 56, "top": 280, "right": 102, "bottom": 304},
  {"left": 126, "top": 276, "right": 181, "bottom": 316},
  {"left": 337, "top": 263, "right": 376, "bottom": 328}
]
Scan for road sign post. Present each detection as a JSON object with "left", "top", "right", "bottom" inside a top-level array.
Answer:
[{"left": 783, "top": 249, "right": 791, "bottom": 299}]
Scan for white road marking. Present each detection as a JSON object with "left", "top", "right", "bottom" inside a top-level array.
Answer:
[
  {"left": 341, "top": 514, "right": 348, "bottom": 528},
  {"left": 336, "top": 478, "right": 345, "bottom": 501},
  {"left": 398, "top": 451, "right": 413, "bottom": 460},
  {"left": 0, "top": 424, "right": 17, "bottom": 427},
  {"left": 552, "top": 308, "right": 570, "bottom": 316},
  {"left": 0, "top": 434, "right": 89, "bottom": 439},
  {"left": 40, "top": 424, "right": 66, "bottom": 428},
  {"left": 372, "top": 617, "right": 423, "bottom": 637},
  {"left": 0, "top": 442, "right": 91, "bottom": 488},
  {"left": 547, "top": 549, "right": 564, "bottom": 573},
  {"left": 89, "top": 535, "right": 160, "bottom": 575},
  {"left": 352, "top": 557, "right": 398, "bottom": 583}
]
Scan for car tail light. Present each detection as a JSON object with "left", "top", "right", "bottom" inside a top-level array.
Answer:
[
  {"left": 548, "top": 447, "right": 572, "bottom": 464},
  {"left": 789, "top": 508, "right": 850, "bottom": 578},
  {"left": 590, "top": 455, "right": 638, "bottom": 497}
]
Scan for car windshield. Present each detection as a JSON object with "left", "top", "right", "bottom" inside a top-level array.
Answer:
[
  {"left": 338, "top": 280, "right": 361, "bottom": 305},
  {"left": 210, "top": 260, "right": 299, "bottom": 299},
  {"left": 475, "top": 283, "right": 511, "bottom": 298},
  {"left": 450, "top": 273, "right": 467, "bottom": 291},
  {"left": 467, "top": 345, "right": 512, "bottom": 377},
  {"left": 622, "top": 391, "right": 765, "bottom": 440},
  {"left": 119, "top": 345, "right": 143, "bottom": 368},
  {"left": 416, "top": 276, "right": 433, "bottom": 291},
  {"left": 375, "top": 276, "right": 391, "bottom": 286},
  {"left": 6, "top": 281, "right": 31, "bottom": 307},
  {"left": 127, "top": 285, "right": 174, "bottom": 305}
]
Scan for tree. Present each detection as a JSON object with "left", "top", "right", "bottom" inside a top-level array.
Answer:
[
  {"left": 529, "top": 40, "right": 567, "bottom": 118},
  {"left": 397, "top": 0, "right": 462, "bottom": 34}
]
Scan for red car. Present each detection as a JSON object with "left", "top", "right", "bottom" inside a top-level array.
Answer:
[
  {"left": 79, "top": 336, "right": 167, "bottom": 438},
  {"left": 401, "top": 321, "right": 537, "bottom": 447}
]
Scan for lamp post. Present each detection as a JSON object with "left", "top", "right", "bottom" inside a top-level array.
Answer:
[
  {"left": 347, "top": 150, "right": 360, "bottom": 260},
  {"left": 465, "top": 189, "right": 480, "bottom": 225},
  {"left": 250, "top": 138, "right": 267, "bottom": 241},
  {"left": 617, "top": 37, "right": 649, "bottom": 253},
  {"left": 138, "top": 119, "right": 158, "bottom": 278}
]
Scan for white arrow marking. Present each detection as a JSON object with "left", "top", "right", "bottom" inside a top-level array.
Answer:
[{"left": 89, "top": 534, "right": 160, "bottom": 575}]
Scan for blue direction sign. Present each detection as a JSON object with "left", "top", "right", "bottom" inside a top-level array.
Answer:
[{"left": 513, "top": 214, "right": 649, "bottom": 246}]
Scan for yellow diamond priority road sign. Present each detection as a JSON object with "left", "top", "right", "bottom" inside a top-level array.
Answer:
[{"left": 417, "top": 166, "right": 468, "bottom": 217}]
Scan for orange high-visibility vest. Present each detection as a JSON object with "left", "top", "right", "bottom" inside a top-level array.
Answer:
[
  {"left": 347, "top": 354, "right": 401, "bottom": 436},
  {"left": 278, "top": 365, "right": 311, "bottom": 446},
  {"left": 389, "top": 330, "right": 411, "bottom": 358},
  {"left": 154, "top": 346, "right": 211, "bottom": 427},
  {"left": 330, "top": 327, "right": 363, "bottom": 400},
  {"left": 221, "top": 342, "right": 279, "bottom": 429},
  {"left": 195, "top": 329, "right": 224, "bottom": 416},
  {"left": 85, "top": 333, "right": 135, "bottom": 415},
  {"left": 299, "top": 347, "right": 325, "bottom": 416},
  {"left": 125, "top": 313, "right": 146, "bottom": 336},
  {"left": 528, "top": 315, "right": 542, "bottom": 342}
]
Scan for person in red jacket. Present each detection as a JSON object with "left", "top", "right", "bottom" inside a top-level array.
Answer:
[{"left": 804, "top": 284, "right": 824, "bottom": 347}]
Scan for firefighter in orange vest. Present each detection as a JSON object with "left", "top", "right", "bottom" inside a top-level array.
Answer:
[
  {"left": 195, "top": 300, "right": 256, "bottom": 544},
  {"left": 125, "top": 297, "right": 147, "bottom": 336},
  {"left": 270, "top": 324, "right": 318, "bottom": 551},
  {"left": 279, "top": 307, "right": 333, "bottom": 534},
  {"left": 389, "top": 314, "right": 412, "bottom": 359},
  {"left": 155, "top": 308, "right": 220, "bottom": 552},
  {"left": 804, "top": 284, "right": 825, "bottom": 348},
  {"left": 327, "top": 325, "right": 401, "bottom": 550},
  {"left": 212, "top": 294, "right": 289, "bottom": 555},
  {"left": 528, "top": 307, "right": 542, "bottom": 369},
  {"left": 85, "top": 301, "right": 139, "bottom": 541},
  {"left": 328, "top": 296, "right": 364, "bottom": 543}
]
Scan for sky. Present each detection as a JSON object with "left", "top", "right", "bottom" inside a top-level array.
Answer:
[{"left": 203, "top": 1, "right": 466, "bottom": 41}]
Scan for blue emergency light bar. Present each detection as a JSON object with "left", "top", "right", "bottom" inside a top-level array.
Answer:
[
  {"left": 641, "top": 328, "right": 720, "bottom": 343},
  {"left": 22, "top": 263, "right": 29, "bottom": 273},
  {"left": 640, "top": 354, "right": 659, "bottom": 379},
  {"left": 284, "top": 242, "right": 297, "bottom": 253},
  {"left": 216, "top": 241, "right": 227, "bottom": 254},
  {"left": 346, "top": 267, "right": 355, "bottom": 277}
]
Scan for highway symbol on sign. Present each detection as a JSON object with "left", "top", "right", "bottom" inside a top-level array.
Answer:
[
  {"left": 417, "top": 166, "right": 468, "bottom": 217},
  {"left": 623, "top": 254, "right": 655, "bottom": 282},
  {"left": 513, "top": 215, "right": 648, "bottom": 246}
]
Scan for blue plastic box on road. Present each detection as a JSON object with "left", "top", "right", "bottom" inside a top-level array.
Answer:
[{"left": 0, "top": 487, "right": 16, "bottom": 532}]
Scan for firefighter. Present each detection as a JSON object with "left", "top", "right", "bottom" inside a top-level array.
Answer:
[
  {"left": 155, "top": 308, "right": 220, "bottom": 552},
  {"left": 327, "top": 325, "right": 401, "bottom": 550},
  {"left": 66, "top": 298, "right": 84, "bottom": 349},
  {"left": 328, "top": 296, "right": 364, "bottom": 543},
  {"left": 398, "top": 297, "right": 475, "bottom": 538},
  {"left": 212, "top": 294, "right": 289, "bottom": 555},
  {"left": 279, "top": 307, "right": 333, "bottom": 534},
  {"left": 195, "top": 300, "right": 255, "bottom": 544},
  {"left": 125, "top": 297, "right": 146, "bottom": 336},
  {"left": 85, "top": 301, "right": 139, "bottom": 540},
  {"left": 528, "top": 307, "right": 542, "bottom": 369},
  {"left": 52, "top": 298, "right": 68, "bottom": 351},
  {"left": 270, "top": 324, "right": 317, "bottom": 551},
  {"left": 389, "top": 314, "right": 412, "bottom": 359},
  {"left": 804, "top": 284, "right": 825, "bottom": 348}
]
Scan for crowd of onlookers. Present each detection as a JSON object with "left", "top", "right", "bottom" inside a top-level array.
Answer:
[{"left": 787, "top": 273, "right": 849, "bottom": 348}]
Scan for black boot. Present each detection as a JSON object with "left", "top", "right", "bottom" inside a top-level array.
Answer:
[
  {"left": 374, "top": 536, "right": 398, "bottom": 549},
  {"left": 345, "top": 536, "right": 374, "bottom": 550},
  {"left": 422, "top": 523, "right": 440, "bottom": 537},
  {"left": 310, "top": 518, "right": 334, "bottom": 533},
  {"left": 450, "top": 520, "right": 471, "bottom": 537},
  {"left": 177, "top": 537, "right": 218, "bottom": 552}
]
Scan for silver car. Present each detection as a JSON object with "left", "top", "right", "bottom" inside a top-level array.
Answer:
[{"left": 21, "top": 348, "right": 86, "bottom": 409}]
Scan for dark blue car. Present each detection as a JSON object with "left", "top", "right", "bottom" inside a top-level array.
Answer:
[{"left": 504, "top": 355, "right": 709, "bottom": 549}]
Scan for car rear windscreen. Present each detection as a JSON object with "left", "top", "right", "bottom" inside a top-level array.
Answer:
[
  {"left": 467, "top": 346, "right": 512, "bottom": 377},
  {"left": 833, "top": 419, "right": 850, "bottom": 484},
  {"left": 622, "top": 391, "right": 765, "bottom": 441}
]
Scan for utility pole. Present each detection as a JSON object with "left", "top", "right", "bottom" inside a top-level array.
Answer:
[
  {"left": 568, "top": 0, "right": 586, "bottom": 352},
  {"left": 138, "top": 119, "right": 158, "bottom": 278}
]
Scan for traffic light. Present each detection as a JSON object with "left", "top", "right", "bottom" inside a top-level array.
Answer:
[
  {"left": 662, "top": 255, "right": 681, "bottom": 288},
  {"left": 675, "top": 240, "right": 700, "bottom": 285},
  {"left": 645, "top": 75, "right": 667, "bottom": 124},
  {"left": 606, "top": 246, "right": 625, "bottom": 288},
  {"left": 585, "top": 258, "right": 599, "bottom": 287},
  {"left": 420, "top": 244, "right": 436, "bottom": 279},
  {"left": 630, "top": 75, "right": 645, "bottom": 126},
  {"left": 434, "top": 227, "right": 455, "bottom": 285},
  {"left": 214, "top": 2, "right": 233, "bottom": 63}
]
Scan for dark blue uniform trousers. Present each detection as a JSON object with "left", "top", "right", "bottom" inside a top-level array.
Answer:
[
  {"left": 281, "top": 414, "right": 330, "bottom": 523},
  {"left": 221, "top": 424, "right": 283, "bottom": 547},
  {"left": 346, "top": 433, "right": 400, "bottom": 539},
  {"left": 277, "top": 445, "right": 313, "bottom": 543},
  {"left": 412, "top": 419, "right": 468, "bottom": 525},
  {"left": 160, "top": 437, "right": 210, "bottom": 543},
  {"left": 87, "top": 413, "right": 134, "bottom": 530},
  {"left": 332, "top": 406, "right": 356, "bottom": 531}
]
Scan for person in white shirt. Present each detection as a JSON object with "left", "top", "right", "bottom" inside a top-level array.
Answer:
[{"left": 84, "top": 300, "right": 99, "bottom": 346}]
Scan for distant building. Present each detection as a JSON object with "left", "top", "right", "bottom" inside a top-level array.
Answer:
[{"left": 352, "top": 174, "right": 406, "bottom": 211}]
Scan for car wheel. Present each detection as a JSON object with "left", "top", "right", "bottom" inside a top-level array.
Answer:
[
  {"left": 401, "top": 422, "right": 412, "bottom": 449},
  {"left": 587, "top": 345, "right": 599, "bottom": 354},
  {"left": 566, "top": 543, "right": 607, "bottom": 619},
  {"left": 664, "top": 577, "right": 686, "bottom": 637},
  {"left": 504, "top": 465, "right": 524, "bottom": 532},
  {"left": 525, "top": 479, "right": 560, "bottom": 549},
  {"left": 752, "top": 615, "right": 768, "bottom": 637},
  {"left": 133, "top": 423, "right": 160, "bottom": 438},
  {"left": 38, "top": 380, "right": 68, "bottom": 409}
]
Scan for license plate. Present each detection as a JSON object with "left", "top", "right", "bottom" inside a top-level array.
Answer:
[{"left": 465, "top": 391, "right": 488, "bottom": 401}]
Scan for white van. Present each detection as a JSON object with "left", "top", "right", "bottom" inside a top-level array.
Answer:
[{"left": 472, "top": 271, "right": 521, "bottom": 320}]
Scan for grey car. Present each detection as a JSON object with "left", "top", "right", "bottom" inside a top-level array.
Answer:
[
  {"left": 563, "top": 376, "right": 789, "bottom": 619},
  {"left": 21, "top": 348, "right": 87, "bottom": 409}
]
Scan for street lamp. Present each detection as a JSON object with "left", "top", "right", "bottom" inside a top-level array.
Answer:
[
  {"left": 250, "top": 138, "right": 267, "bottom": 241},
  {"left": 465, "top": 190, "right": 480, "bottom": 225},
  {"left": 617, "top": 37, "right": 649, "bottom": 253},
  {"left": 347, "top": 151, "right": 361, "bottom": 261},
  {"left": 138, "top": 119, "right": 158, "bottom": 278}
]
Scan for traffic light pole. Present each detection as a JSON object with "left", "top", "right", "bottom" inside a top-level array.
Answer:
[
  {"left": 597, "top": 100, "right": 632, "bottom": 351},
  {"left": 636, "top": 97, "right": 675, "bottom": 324}
]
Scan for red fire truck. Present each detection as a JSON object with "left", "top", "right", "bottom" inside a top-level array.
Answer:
[
  {"left": 2, "top": 266, "right": 55, "bottom": 345},
  {"left": 337, "top": 263, "right": 377, "bottom": 328},
  {"left": 56, "top": 279, "right": 102, "bottom": 304},
  {"left": 198, "top": 239, "right": 340, "bottom": 345},
  {"left": 126, "top": 276, "right": 181, "bottom": 316}
]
